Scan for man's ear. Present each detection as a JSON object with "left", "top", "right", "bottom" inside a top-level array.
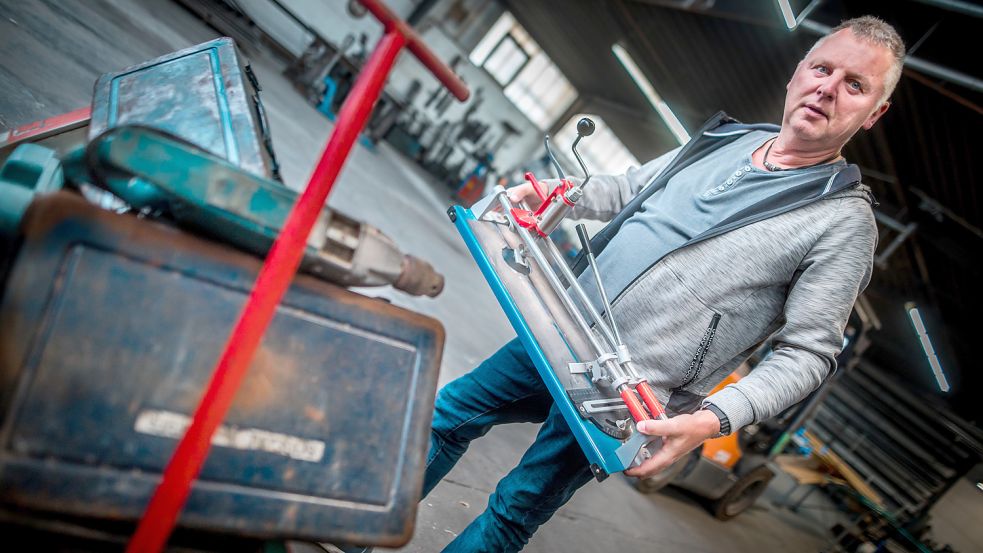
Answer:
[{"left": 863, "top": 101, "right": 891, "bottom": 130}]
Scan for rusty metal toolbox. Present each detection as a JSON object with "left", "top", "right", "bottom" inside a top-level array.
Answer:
[
  {"left": 89, "top": 37, "right": 281, "bottom": 181},
  {"left": 0, "top": 193, "right": 443, "bottom": 546}
]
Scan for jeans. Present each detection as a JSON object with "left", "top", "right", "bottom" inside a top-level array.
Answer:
[{"left": 422, "top": 338, "right": 595, "bottom": 553}]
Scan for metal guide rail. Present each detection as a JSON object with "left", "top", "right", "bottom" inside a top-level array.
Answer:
[{"left": 449, "top": 119, "right": 667, "bottom": 479}]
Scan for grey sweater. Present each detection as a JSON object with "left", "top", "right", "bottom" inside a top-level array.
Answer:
[{"left": 564, "top": 142, "right": 877, "bottom": 432}]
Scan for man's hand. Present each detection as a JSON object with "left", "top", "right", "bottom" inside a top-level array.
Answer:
[
  {"left": 507, "top": 182, "right": 544, "bottom": 211},
  {"left": 623, "top": 410, "right": 722, "bottom": 479}
]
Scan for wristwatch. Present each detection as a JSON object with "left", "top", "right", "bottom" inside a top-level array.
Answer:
[{"left": 701, "top": 403, "right": 730, "bottom": 437}]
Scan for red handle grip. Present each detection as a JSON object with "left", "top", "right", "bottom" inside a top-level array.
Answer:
[
  {"left": 635, "top": 381, "right": 666, "bottom": 419},
  {"left": 359, "top": 0, "right": 470, "bottom": 101},
  {"left": 620, "top": 388, "right": 652, "bottom": 423},
  {"left": 524, "top": 172, "right": 547, "bottom": 202}
]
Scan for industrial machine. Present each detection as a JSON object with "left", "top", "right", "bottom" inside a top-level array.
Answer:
[
  {"left": 450, "top": 118, "right": 668, "bottom": 479},
  {"left": 0, "top": 0, "right": 468, "bottom": 545}
]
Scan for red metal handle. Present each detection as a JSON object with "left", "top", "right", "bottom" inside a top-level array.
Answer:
[
  {"left": 635, "top": 381, "right": 666, "bottom": 419},
  {"left": 359, "top": 0, "right": 469, "bottom": 101},
  {"left": 0, "top": 106, "right": 91, "bottom": 148},
  {"left": 524, "top": 172, "right": 547, "bottom": 202},
  {"left": 620, "top": 388, "right": 652, "bottom": 423}
]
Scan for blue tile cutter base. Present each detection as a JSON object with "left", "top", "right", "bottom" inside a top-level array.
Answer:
[{"left": 449, "top": 203, "right": 649, "bottom": 479}]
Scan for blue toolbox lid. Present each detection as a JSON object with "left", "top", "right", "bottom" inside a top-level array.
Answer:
[{"left": 88, "top": 37, "right": 280, "bottom": 181}]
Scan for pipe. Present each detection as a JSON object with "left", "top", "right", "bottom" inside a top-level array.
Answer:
[
  {"left": 910, "top": 0, "right": 983, "bottom": 19},
  {"left": 359, "top": 0, "right": 469, "bottom": 101}
]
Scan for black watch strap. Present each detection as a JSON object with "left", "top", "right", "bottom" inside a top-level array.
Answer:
[{"left": 702, "top": 403, "right": 731, "bottom": 436}]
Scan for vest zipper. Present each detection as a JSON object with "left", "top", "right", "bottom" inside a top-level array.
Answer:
[{"left": 679, "top": 312, "right": 721, "bottom": 389}]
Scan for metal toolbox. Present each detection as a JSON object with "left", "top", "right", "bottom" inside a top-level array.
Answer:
[
  {"left": 0, "top": 192, "right": 443, "bottom": 546},
  {"left": 89, "top": 37, "right": 281, "bottom": 181}
]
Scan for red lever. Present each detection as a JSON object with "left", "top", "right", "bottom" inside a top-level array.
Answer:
[
  {"left": 635, "top": 381, "right": 666, "bottom": 419},
  {"left": 620, "top": 388, "right": 652, "bottom": 423},
  {"left": 524, "top": 172, "right": 547, "bottom": 202}
]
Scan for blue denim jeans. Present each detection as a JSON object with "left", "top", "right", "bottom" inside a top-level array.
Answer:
[{"left": 422, "top": 338, "right": 595, "bottom": 552}]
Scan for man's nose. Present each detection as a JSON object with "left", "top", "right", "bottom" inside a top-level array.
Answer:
[{"left": 816, "top": 73, "right": 841, "bottom": 100}]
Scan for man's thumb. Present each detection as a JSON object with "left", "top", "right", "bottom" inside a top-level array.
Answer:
[{"left": 637, "top": 419, "right": 666, "bottom": 435}]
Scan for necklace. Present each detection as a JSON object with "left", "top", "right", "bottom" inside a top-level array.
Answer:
[{"left": 763, "top": 138, "right": 839, "bottom": 171}]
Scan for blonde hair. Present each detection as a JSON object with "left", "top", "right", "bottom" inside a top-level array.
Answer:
[{"left": 806, "top": 16, "right": 905, "bottom": 103}]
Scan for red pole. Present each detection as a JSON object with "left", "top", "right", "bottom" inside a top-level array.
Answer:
[
  {"left": 0, "top": 106, "right": 91, "bottom": 149},
  {"left": 359, "top": 0, "right": 468, "bottom": 101},
  {"left": 125, "top": 30, "right": 408, "bottom": 553}
]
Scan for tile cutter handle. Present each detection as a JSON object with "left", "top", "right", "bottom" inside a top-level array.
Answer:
[{"left": 575, "top": 224, "right": 667, "bottom": 422}]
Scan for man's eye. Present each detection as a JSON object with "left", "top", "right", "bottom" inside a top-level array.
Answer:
[
  {"left": 815, "top": 65, "right": 830, "bottom": 74},
  {"left": 849, "top": 80, "right": 863, "bottom": 91}
]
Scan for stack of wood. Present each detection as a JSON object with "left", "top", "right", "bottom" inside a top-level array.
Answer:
[{"left": 775, "top": 430, "right": 884, "bottom": 508}]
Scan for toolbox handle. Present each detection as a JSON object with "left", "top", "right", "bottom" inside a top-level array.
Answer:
[{"left": 358, "top": 0, "right": 469, "bottom": 101}]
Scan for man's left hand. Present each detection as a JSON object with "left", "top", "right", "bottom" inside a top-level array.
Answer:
[{"left": 623, "top": 410, "right": 722, "bottom": 479}]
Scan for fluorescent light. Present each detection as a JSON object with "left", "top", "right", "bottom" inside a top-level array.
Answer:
[
  {"left": 776, "top": 0, "right": 797, "bottom": 29},
  {"left": 778, "top": 0, "right": 823, "bottom": 30},
  {"left": 611, "top": 44, "right": 690, "bottom": 145},
  {"left": 906, "top": 304, "right": 950, "bottom": 393}
]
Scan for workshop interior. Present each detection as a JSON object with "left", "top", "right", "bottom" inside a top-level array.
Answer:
[{"left": 0, "top": 0, "right": 980, "bottom": 552}]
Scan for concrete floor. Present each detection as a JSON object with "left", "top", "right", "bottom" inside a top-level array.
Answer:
[{"left": 1, "top": 1, "right": 847, "bottom": 551}]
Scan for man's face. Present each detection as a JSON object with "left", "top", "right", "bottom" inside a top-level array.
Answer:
[{"left": 783, "top": 29, "right": 894, "bottom": 148}]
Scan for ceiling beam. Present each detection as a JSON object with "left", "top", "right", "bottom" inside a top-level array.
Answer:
[
  {"left": 626, "top": 0, "right": 782, "bottom": 28},
  {"left": 910, "top": 0, "right": 983, "bottom": 19}
]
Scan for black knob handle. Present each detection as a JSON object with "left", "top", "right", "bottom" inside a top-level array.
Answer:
[
  {"left": 576, "top": 118, "right": 595, "bottom": 138},
  {"left": 575, "top": 224, "right": 594, "bottom": 256}
]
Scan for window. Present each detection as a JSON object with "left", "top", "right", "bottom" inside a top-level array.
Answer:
[
  {"left": 553, "top": 114, "right": 639, "bottom": 176},
  {"left": 478, "top": 35, "right": 528, "bottom": 86},
  {"left": 470, "top": 12, "right": 578, "bottom": 130}
]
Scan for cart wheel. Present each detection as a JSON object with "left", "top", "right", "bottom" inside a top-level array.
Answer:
[
  {"left": 712, "top": 465, "right": 775, "bottom": 520},
  {"left": 632, "top": 456, "right": 687, "bottom": 494}
]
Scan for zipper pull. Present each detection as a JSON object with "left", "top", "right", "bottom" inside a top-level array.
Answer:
[{"left": 683, "top": 313, "right": 721, "bottom": 387}]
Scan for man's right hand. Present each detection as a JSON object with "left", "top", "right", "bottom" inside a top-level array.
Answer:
[{"left": 507, "top": 182, "right": 544, "bottom": 211}]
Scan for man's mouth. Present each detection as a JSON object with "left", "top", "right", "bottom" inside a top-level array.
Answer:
[{"left": 804, "top": 104, "right": 828, "bottom": 118}]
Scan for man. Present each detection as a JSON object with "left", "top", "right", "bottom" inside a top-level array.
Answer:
[{"left": 421, "top": 15, "right": 902, "bottom": 553}]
